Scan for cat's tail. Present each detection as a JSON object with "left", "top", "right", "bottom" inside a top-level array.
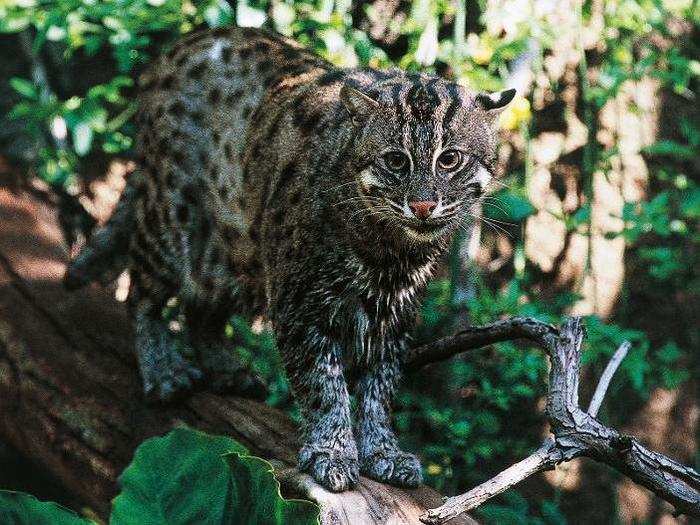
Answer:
[{"left": 63, "top": 176, "right": 139, "bottom": 290}]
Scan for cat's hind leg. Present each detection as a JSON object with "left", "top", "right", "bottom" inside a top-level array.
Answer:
[
  {"left": 130, "top": 290, "right": 203, "bottom": 402},
  {"left": 184, "top": 302, "right": 267, "bottom": 398}
]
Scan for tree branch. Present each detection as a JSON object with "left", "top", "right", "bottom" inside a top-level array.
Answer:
[
  {"left": 587, "top": 341, "right": 630, "bottom": 417},
  {"left": 404, "top": 316, "right": 559, "bottom": 372},
  {"left": 420, "top": 318, "right": 700, "bottom": 524}
]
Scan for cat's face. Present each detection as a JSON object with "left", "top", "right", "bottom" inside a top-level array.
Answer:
[{"left": 342, "top": 76, "right": 514, "bottom": 243}]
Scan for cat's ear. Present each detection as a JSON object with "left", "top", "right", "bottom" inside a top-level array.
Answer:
[
  {"left": 474, "top": 88, "right": 516, "bottom": 113},
  {"left": 340, "top": 84, "right": 379, "bottom": 125}
]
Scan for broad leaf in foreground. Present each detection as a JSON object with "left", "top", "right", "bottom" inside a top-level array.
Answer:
[
  {"left": 0, "top": 491, "right": 91, "bottom": 525},
  {"left": 110, "top": 427, "right": 247, "bottom": 525},
  {"left": 110, "top": 427, "right": 319, "bottom": 525},
  {"left": 225, "top": 453, "right": 320, "bottom": 525}
]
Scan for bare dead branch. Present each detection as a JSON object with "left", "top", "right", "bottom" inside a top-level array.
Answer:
[
  {"left": 420, "top": 318, "right": 700, "bottom": 524},
  {"left": 418, "top": 439, "right": 566, "bottom": 521},
  {"left": 404, "top": 316, "right": 559, "bottom": 372},
  {"left": 587, "top": 341, "right": 630, "bottom": 417}
]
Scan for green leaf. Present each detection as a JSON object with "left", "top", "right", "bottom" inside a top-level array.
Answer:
[
  {"left": 450, "top": 420, "right": 471, "bottom": 438},
  {"left": 110, "top": 427, "right": 247, "bottom": 525},
  {"left": 655, "top": 342, "right": 682, "bottom": 364},
  {"left": 110, "top": 428, "right": 319, "bottom": 525},
  {"left": 680, "top": 187, "right": 700, "bottom": 219},
  {"left": 8, "top": 102, "right": 33, "bottom": 119},
  {"left": 642, "top": 140, "right": 695, "bottom": 160},
  {"left": 0, "top": 491, "right": 91, "bottom": 525},
  {"left": 541, "top": 499, "right": 567, "bottom": 525},
  {"left": 661, "top": 368, "right": 690, "bottom": 390},
  {"left": 225, "top": 454, "right": 320, "bottom": 525},
  {"left": 570, "top": 205, "right": 591, "bottom": 229},
  {"left": 483, "top": 191, "right": 536, "bottom": 223},
  {"left": 9, "top": 77, "right": 37, "bottom": 99}
]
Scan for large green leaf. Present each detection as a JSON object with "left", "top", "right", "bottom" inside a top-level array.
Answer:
[
  {"left": 110, "top": 428, "right": 247, "bottom": 525},
  {"left": 225, "top": 453, "right": 320, "bottom": 525},
  {"left": 0, "top": 491, "right": 91, "bottom": 525},
  {"left": 111, "top": 427, "right": 319, "bottom": 525}
]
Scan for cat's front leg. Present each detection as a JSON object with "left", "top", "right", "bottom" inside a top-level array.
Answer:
[
  {"left": 280, "top": 327, "right": 359, "bottom": 492},
  {"left": 355, "top": 342, "right": 423, "bottom": 488}
]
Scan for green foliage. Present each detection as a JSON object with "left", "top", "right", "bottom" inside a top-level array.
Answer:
[
  {"left": 477, "top": 491, "right": 567, "bottom": 525},
  {"left": 0, "top": 491, "right": 92, "bottom": 525},
  {"left": 3, "top": 0, "right": 232, "bottom": 185},
  {"left": 111, "top": 428, "right": 247, "bottom": 524},
  {"left": 112, "top": 428, "right": 318, "bottom": 524},
  {"left": 225, "top": 316, "right": 294, "bottom": 412},
  {"left": 0, "top": 428, "right": 319, "bottom": 525},
  {"left": 224, "top": 454, "right": 320, "bottom": 524}
]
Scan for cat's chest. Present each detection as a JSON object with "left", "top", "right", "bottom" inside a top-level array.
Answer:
[
  {"left": 336, "top": 260, "right": 434, "bottom": 363},
  {"left": 350, "top": 259, "right": 436, "bottom": 330}
]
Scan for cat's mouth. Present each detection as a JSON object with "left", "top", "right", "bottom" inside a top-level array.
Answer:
[
  {"left": 399, "top": 218, "right": 452, "bottom": 240},
  {"left": 405, "top": 220, "right": 446, "bottom": 233},
  {"left": 360, "top": 197, "right": 453, "bottom": 241}
]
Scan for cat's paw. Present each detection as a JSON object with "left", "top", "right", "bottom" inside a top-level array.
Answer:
[
  {"left": 299, "top": 445, "right": 359, "bottom": 492},
  {"left": 360, "top": 449, "right": 423, "bottom": 488},
  {"left": 142, "top": 351, "right": 203, "bottom": 402}
]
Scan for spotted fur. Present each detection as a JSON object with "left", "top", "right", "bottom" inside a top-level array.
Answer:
[{"left": 65, "top": 26, "right": 513, "bottom": 491}]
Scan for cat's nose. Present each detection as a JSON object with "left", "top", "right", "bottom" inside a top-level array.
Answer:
[{"left": 408, "top": 200, "right": 437, "bottom": 220}]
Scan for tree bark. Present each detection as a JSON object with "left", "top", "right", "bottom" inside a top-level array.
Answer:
[{"left": 0, "top": 185, "right": 475, "bottom": 524}]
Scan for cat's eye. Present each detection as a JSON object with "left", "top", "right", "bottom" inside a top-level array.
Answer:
[
  {"left": 437, "top": 150, "right": 463, "bottom": 171},
  {"left": 383, "top": 151, "right": 409, "bottom": 172}
]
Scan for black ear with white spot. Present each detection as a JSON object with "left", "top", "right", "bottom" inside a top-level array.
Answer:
[
  {"left": 340, "top": 84, "right": 379, "bottom": 125},
  {"left": 474, "top": 88, "right": 516, "bottom": 112}
]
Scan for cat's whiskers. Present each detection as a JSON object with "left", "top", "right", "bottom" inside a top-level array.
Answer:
[
  {"left": 488, "top": 178, "right": 512, "bottom": 189},
  {"left": 384, "top": 199, "right": 404, "bottom": 213},
  {"left": 482, "top": 198, "right": 512, "bottom": 219},
  {"left": 463, "top": 211, "right": 514, "bottom": 238},
  {"left": 333, "top": 196, "right": 384, "bottom": 207},
  {"left": 347, "top": 204, "right": 392, "bottom": 221}
]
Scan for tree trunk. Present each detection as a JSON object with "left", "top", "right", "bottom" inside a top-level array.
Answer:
[{"left": 0, "top": 183, "right": 476, "bottom": 525}]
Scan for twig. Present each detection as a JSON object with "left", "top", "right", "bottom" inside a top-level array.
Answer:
[
  {"left": 420, "top": 439, "right": 566, "bottom": 522},
  {"left": 587, "top": 341, "right": 630, "bottom": 417},
  {"left": 420, "top": 317, "right": 700, "bottom": 524}
]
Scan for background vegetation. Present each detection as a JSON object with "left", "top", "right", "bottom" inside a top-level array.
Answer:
[{"left": 0, "top": 0, "right": 697, "bottom": 523}]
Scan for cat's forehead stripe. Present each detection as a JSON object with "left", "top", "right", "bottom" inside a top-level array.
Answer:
[
  {"left": 441, "top": 82, "right": 463, "bottom": 134},
  {"left": 387, "top": 76, "right": 464, "bottom": 157}
]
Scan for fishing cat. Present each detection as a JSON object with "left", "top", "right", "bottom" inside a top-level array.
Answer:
[{"left": 65, "top": 25, "right": 514, "bottom": 492}]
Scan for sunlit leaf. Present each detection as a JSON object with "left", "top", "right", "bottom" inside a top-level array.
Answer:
[
  {"left": 9, "top": 77, "right": 37, "bottom": 98},
  {"left": 72, "top": 123, "right": 93, "bottom": 156}
]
